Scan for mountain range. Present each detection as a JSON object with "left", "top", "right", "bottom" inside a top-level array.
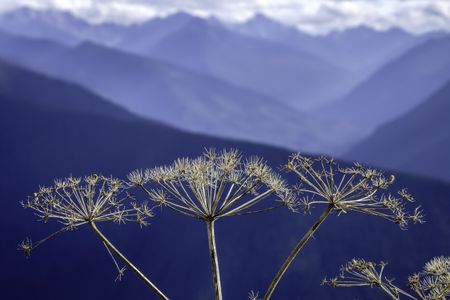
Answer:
[
  {"left": 317, "top": 35, "right": 450, "bottom": 131},
  {"left": 117, "top": 14, "right": 355, "bottom": 111},
  {"left": 0, "top": 7, "right": 123, "bottom": 45},
  {"left": 1, "top": 58, "right": 449, "bottom": 300},
  {"left": 0, "top": 30, "right": 363, "bottom": 155},
  {"left": 0, "top": 8, "right": 389, "bottom": 111},
  {"left": 0, "top": 7, "right": 449, "bottom": 180},
  {"left": 233, "top": 13, "right": 431, "bottom": 77},
  {"left": 0, "top": 8, "right": 203, "bottom": 48}
]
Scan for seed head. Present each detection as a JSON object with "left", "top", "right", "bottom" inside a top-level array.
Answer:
[
  {"left": 324, "top": 258, "right": 405, "bottom": 298},
  {"left": 128, "top": 149, "right": 296, "bottom": 220},
  {"left": 323, "top": 258, "right": 398, "bottom": 296},
  {"left": 20, "top": 174, "right": 153, "bottom": 256},
  {"left": 408, "top": 256, "right": 450, "bottom": 299},
  {"left": 286, "top": 154, "right": 423, "bottom": 228},
  {"left": 325, "top": 257, "right": 450, "bottom": 300}
]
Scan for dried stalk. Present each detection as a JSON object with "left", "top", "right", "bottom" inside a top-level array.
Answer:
[
  {"left": 263, "top": 204, "right": 333, "bottom": 300},
  {"left": 90, "top": 222, "right": 169, "bottom": 300},
  {"left": 206, "top": 219, "right": 223, "bottom": 300}
]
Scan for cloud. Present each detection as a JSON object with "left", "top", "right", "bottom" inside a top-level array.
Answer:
[{"left": 1, "top": 0, "right": 450, "bottom": 34}]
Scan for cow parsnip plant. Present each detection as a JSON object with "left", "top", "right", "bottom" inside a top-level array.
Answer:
[
  {"left": 19, "top": 175, "right": 168, "bottom": 299},
  {"left": 128, "top": 149, "right": 296, "bottom": 300},
  {"left": 19, "top": 149, "right": 431, "bottom": 300},
  {"left": 262, "top": 154, "right": 425, "bottom": 299}
]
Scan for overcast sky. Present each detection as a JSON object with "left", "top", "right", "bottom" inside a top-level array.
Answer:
[{"left": 0, "top": 0, "right": 449, "bottom": 34}]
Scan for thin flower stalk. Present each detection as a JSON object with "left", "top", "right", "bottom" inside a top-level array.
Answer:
[
  {"left": 263, "top": 154, "right": 424, "bottom": 300},
  {"left": 128, "top": 149, "right": 297, "bottom": 300},
  {"left": 263, "top": 203, "right": 333, "bottom": 300},
  {"left": 19, "top": 175, "right": 169, "bottom": 300},
  {"left": 323, "top": 257, "right": 450, "bottom": 300},
  {"left": 90, "top": 222, "right": 168, "bottom": 299}
]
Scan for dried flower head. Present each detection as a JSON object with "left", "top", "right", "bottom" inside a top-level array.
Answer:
[
  {"left": 20, "top": 174, "right": 153, "bottom": 256},
  {"left": 322, "top": 259, "right": 405, "bottom": 299},
  {"left": 285, "top": 154, "right": 424, "bottom": 228},
  {"left": 323, "top": 259, "right": 389, "bottom": 288},
  {"left": 128, "top": 149, "right": 296, "bottom": 220},
  {"left": 408, "top": 256, "right": 450, "bottom": 300},
  {"left": 324, "top": 257, "right": 450, "bottom": 300}
]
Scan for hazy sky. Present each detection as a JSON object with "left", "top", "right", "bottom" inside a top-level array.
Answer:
[{"left": 0, "top": 0, "right": 449, "bottom": 34}]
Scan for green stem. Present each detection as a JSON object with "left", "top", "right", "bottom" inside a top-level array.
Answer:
[
  {"left": 264, "top": 204, "right": 333, "bottom": 300},
  {"left": 206, "top": 219, "right": 223, "bottom": 300},
  {"left": 89, "top": 222, "right": 169, "bottom": 300}
]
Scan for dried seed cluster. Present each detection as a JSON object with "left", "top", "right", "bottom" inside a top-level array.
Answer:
[
  {"left": 128, "top": 149, "right": 297, "bottom": 220},
  {"left": 408, "top": 256, "right": 450, "bottom": 300},
  {"left": 323, "top": 259, "right": 392, "bottom": 289},
  {"left": 19, "top": 174, "right": 153, "bottom": 256},
  {"left": 286, "top": 154, "right": 424, "bottom": 228},
  {"left": 324, "top": 257, "right": 450, "bottom": 300}
]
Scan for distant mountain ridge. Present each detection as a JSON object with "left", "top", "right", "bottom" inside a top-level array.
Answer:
[
  {"left": 0, "top": 58, "right": 134, "bottom": 121},
  {"left": 0, "top": 7, "right": 125, "bottom": 45},
  {"left": 317, "top": 35, "right": 450, "bottom": 131},
  {"left": 1, "top": 8, "right": 445, "bottom": 114},
  {"left": 0, "top": 30, "right": 363, "bottom": 154},
  {"left": 346, "top": 79, "right": 450, "bottom": 181},
  {"left": 116, "top": 13, "right": 355, "bottom": 111},
  {"left": 0, "top": 8, "right": 361, "bottom": 110},
  {"left": 233, "top": 13, "right": 427, "bottom": 77},
  {"left": 0, "top": 8, "right": 202, "bottom": 47}
]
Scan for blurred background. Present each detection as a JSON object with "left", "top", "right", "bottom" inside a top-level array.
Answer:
[{"left": 0, "top": 0, "right": 449, "bottom": 299}]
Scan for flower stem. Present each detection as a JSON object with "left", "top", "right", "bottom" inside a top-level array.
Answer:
[
  {"left": 206, "top": 219, "right": 223, "bottom": 300},
  {"left": 89, "top": 222, "right": 169, "bottom": 300},
  {"left": 263, "top": 204, "right": 333, "bottom": 300}
]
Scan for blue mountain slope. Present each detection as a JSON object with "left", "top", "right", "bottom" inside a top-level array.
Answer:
[
  {"left": 114, "top": 12, "right": 195, "bottom": 53},
  {"left": 0, "top": 31, "right": 362, "bottom": 155},
  {"left": 317, "top": 36, "right": 450, "bottom": 131},
  {"left": 0, "top": 59, "right": 134, "bottom": 121},
  {"left": 345, "top": 80, "right": 450, "bottom": 181},
  {"left": 130, "top": 15, "right": 354, "bottom": 111},
  {"left": 1, "top": 60, "right": 449, "bottom": 300}
]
